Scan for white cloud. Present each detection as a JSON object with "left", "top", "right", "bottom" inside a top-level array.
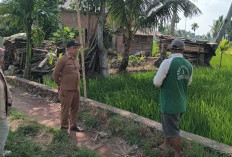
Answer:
[{"left": 177, "top": 0, "right": 231, "bottom": 35}]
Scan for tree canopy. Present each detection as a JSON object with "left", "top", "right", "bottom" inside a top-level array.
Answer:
[
  {"left": 108, "top": 0, "right": 203, "bottom": 71},
  {"left": 0, "top": 0, "right": 61, "bottom": 78}
]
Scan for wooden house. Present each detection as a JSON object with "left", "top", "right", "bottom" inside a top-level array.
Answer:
[
  {"left": 60, "top": 1, "right": 155, "bottom": 56},
  {"left": 115, "top": 31, "right": 154, "bottom": 56},
  {"left": 155, "top": 33, "right": 217, "bottom": 66}
]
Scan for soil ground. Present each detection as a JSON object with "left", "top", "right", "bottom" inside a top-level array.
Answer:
[{"left": 9, "top": 85, "right": 144, "bottom": 157}]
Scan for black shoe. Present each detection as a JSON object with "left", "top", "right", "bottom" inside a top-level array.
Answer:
[{"left": 70, "top": 126, "right": 83, "bottom": 132}]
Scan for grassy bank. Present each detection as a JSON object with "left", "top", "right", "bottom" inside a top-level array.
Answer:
[
  {"left": 78, "top": 104, "right": 228, "bottom": 157},
  {"left": 6, "top": 106, "right": 227, "bottom": 157},
  {"left": 6, "top": 109, "right": 100, "bottom": 157},
  {"left": 44, "top": 53, "right": 232, "bottom": 146}
]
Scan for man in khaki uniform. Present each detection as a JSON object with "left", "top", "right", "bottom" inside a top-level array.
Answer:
[{"left": 53, "top": 40, "right": 83, "bottom": 132}]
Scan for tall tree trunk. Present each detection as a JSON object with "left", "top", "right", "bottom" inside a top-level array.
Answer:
[
  {"left": 112, "top": 22, "right": 117, "bottom": 50},
  {"left": 24, "top": 27, "right": 32, "bottom": 79},
  {"left": 97, "top": 1, "right": 109, "bottom": 77},
  {"left": 119, "top": 34, "right": 132, "bottom": 72},
  {"left": 87, "top": 12, "right": 91, "bottom": 45},
  {"left": 215, "top": 2, "right": 232, "bottom": 44},
  {"left": 75, "top": 0, "right": 87, "bottom": 98},
  {"left": 185, "top": 16, "right": 187, "bottom": 38},
  {"left": 170, "top": 5, "right": 177, "bottom": 36}
]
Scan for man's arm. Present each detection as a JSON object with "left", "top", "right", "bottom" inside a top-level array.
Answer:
[
  {"left": 153, "top": 60, "right": 170, "bottom": 88},
  {"left": 53, "top": 57, "right": 65, "bottom": 87},
  {"left": 188, "top": 66, "right": 193, "bottom": 86}
]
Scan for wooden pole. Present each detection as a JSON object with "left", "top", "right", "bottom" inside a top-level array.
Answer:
[{"left": 75, "top": 0, "right": 87, "bottom": 98}]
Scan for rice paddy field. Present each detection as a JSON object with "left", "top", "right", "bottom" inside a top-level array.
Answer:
[{"left": 44, "top": 52, "right": 232, "bottom": 146}]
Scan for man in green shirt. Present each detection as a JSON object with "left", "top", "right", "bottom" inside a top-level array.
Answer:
[{"left": 153, "top": 38, "right": 193, "bottom": 157}]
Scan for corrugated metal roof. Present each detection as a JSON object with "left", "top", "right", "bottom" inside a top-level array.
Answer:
[{"left": 135, "top": 30, "right": 157, "bottom": 36}]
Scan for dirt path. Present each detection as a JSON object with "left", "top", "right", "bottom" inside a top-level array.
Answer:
[{"left": 10, "top": 86, "right": 137, "bottom": 157}]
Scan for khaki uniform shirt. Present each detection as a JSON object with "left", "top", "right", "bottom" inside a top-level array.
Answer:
[{"left": 53, "top": 54, "right": 80, "bottom": 91}]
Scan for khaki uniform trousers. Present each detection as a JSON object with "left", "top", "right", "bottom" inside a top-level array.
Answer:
[{"left": 60, "top": 90, "right": 79, "bottom": 129}]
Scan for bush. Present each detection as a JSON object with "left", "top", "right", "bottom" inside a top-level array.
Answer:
[
  {"left": 50, "top": 26, "right": 79, "bottom": 46},
  {"left": 129, "top": 55, "right": 145, "bottom": 67}
]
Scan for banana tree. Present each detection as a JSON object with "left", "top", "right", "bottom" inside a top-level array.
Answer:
[{"left": 217, "top": 39, "right": 232, "bottom": 68}]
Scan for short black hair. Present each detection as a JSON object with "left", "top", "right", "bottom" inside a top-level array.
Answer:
[{"left": 67, "top": 40, "right": 81, "bottom": 48}]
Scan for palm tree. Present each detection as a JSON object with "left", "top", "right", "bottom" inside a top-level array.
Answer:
[
  {"left": 108, "top": 0, "right": 202, "bottom": 72},
  {"left": 211, "top": 16, "right": 224, "bottom": 39},
  {"left": 170, "top": 0, "right": 201, "bottom": 36},
  {"left": 191, "top": 22, "right": 199, "bottom": 37},
  {"left": 215, "top": 2, "right": 232, "bottom": 45},
  {"left": 206, "top": 32, "right": 212, "bottom": 41},
  {"left": 0, "top": 0, "right": 58, "bottom": 79}
]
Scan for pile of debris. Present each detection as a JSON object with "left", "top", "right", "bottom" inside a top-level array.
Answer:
[
  {"left": 155, "top": 33, "right": 217, "bottom": 67},
  {"left": 3, "top": 33, "right": 55, "bottom": 82}
]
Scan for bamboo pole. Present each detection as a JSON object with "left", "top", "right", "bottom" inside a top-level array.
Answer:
[{"left": 75, "top": 0, "right": 87, "bottom": 98}]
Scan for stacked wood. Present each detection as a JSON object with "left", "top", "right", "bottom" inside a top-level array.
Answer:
[
  {"left": 15, "top": 38, "right": 26, "bottom": 48},
  {"left": 155, "top": 34, "right": 217, "bottom": 66},
  {"left": 3, "top": 39, "right": 16, "bottom": 70},
  {"left": 32, "top": 48, "right": 47, "bottom": 63},
  {"left": 84, "top": 37, "right": 100, "bottom": 75}
]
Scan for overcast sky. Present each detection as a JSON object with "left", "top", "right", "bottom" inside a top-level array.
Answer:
[{"left": 177, "top": 0, "right": 232, "bottom": 35}]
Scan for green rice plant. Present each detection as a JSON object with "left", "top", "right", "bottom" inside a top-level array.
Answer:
[
  {"left": 80, "top": 54, "right": 232, "bottom": 145},
  {"left": 44, "top": 54, "right": 232, "bottom": 146}
]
